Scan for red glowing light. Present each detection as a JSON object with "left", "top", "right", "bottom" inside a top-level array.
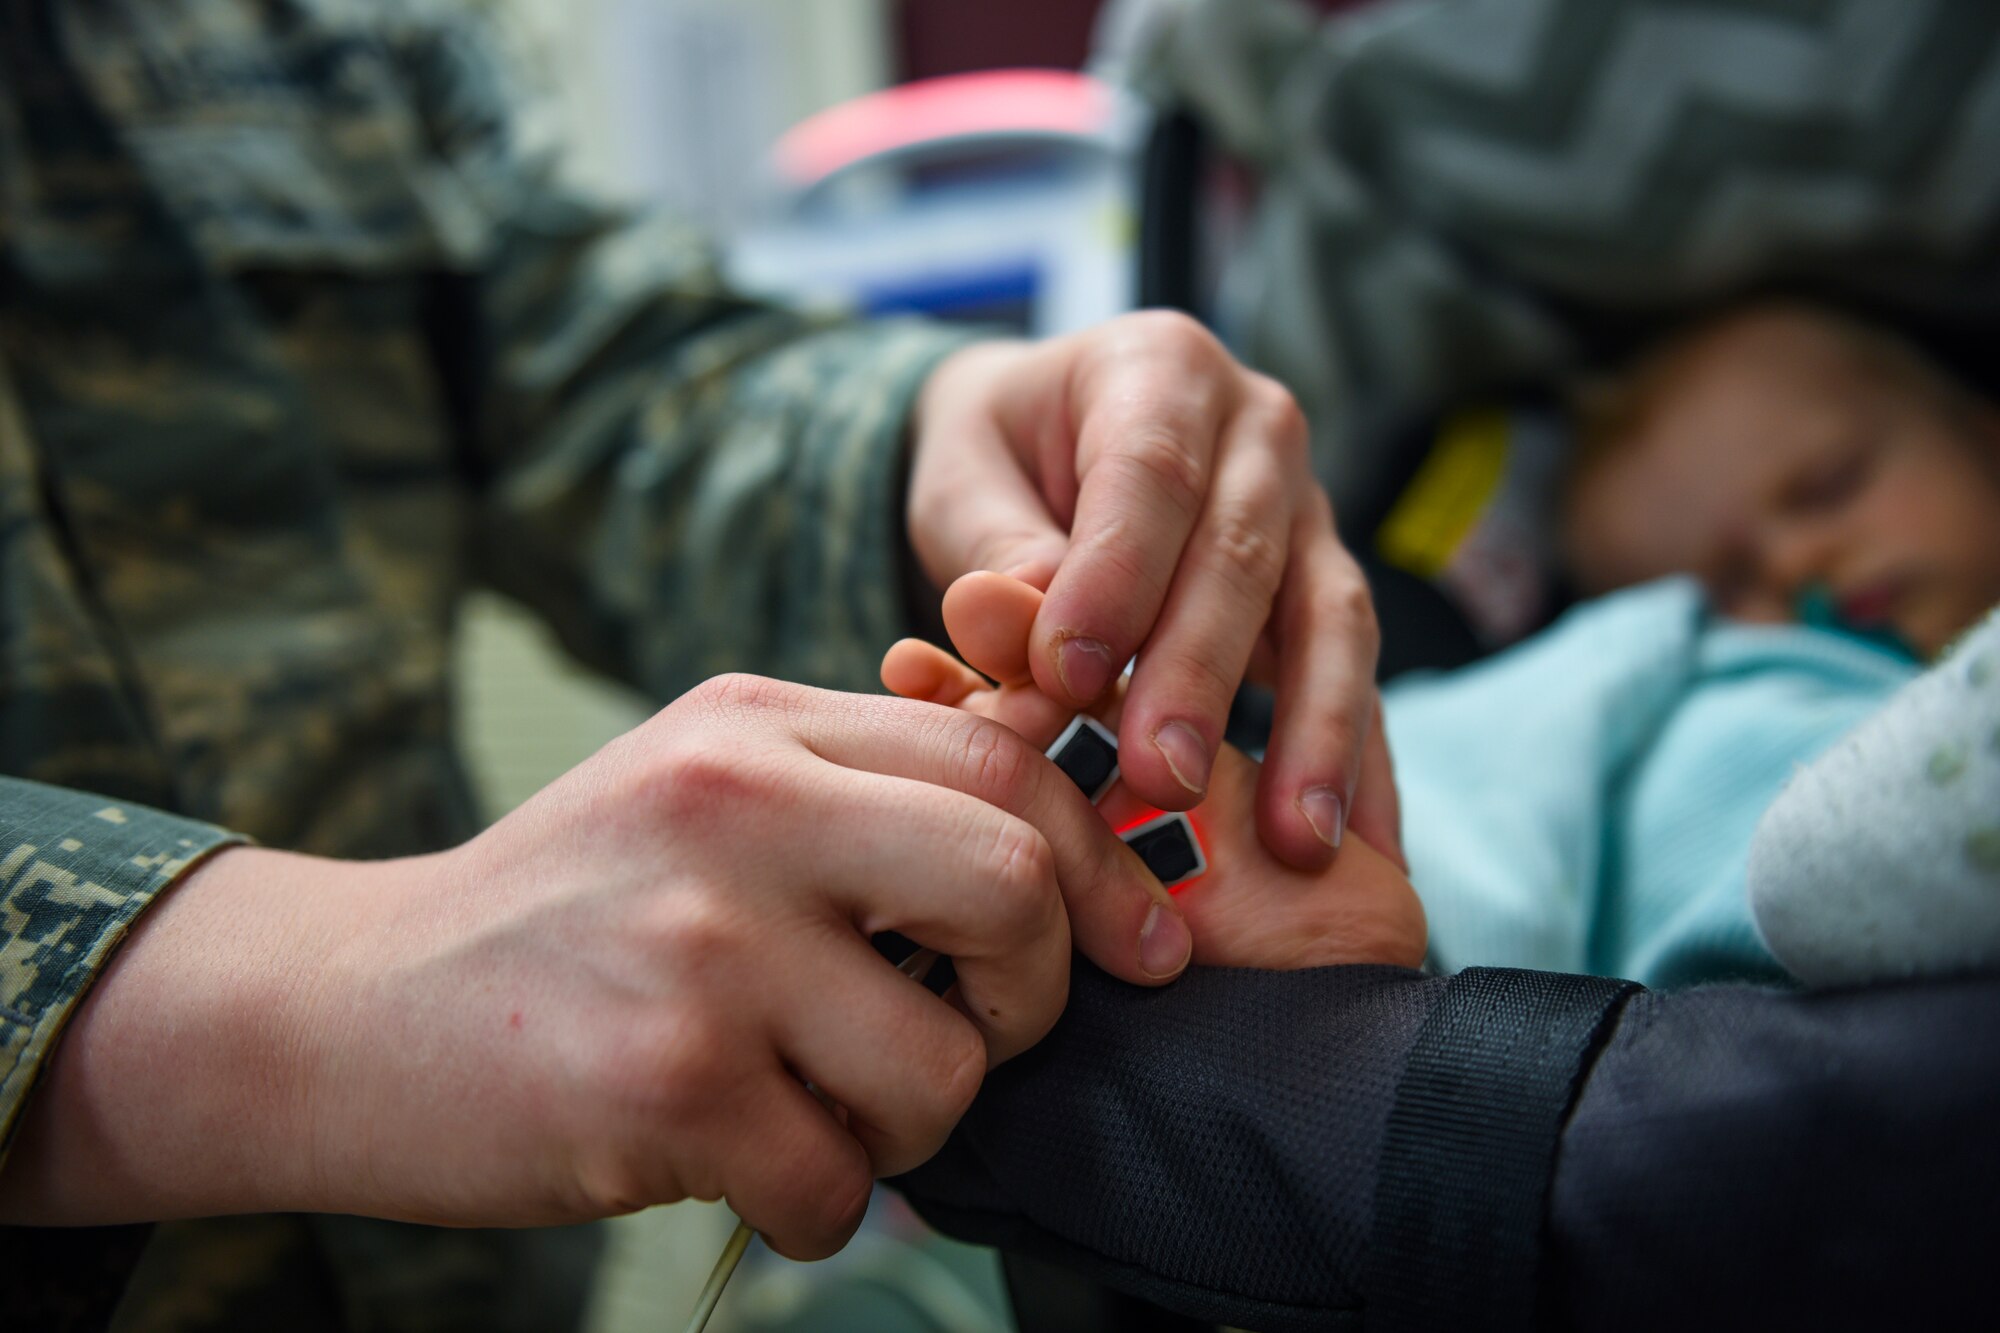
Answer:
[{"left": 1111, "top": 808, "right": 1166, "bottom": 836}]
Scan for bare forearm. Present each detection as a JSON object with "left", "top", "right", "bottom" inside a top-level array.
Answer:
[{"left": 0, "top": 847, "right": 391, "bottom": 1224}]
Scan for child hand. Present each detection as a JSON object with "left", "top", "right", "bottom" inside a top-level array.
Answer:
[{"left": 883, "top": 573, "right": 1426, "bottom": 970}]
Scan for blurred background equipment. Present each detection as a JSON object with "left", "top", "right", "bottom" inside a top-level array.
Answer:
[{"left": 727, "top": 68, "right": 1141, "bottom": 336}]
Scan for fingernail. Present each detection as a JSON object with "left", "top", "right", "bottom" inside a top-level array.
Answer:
[
  {"left": 1151, "top": 721, "right": 1211, "bottom": 797},
  {"left": 1299, "top": 786, "right": 1345, "bottom": 849},
  {"left": 1056, "top": 636, "right": 1116, "bottom": 702},
  {"left": 1139, "top": 902, "right": 1193, "bottom": 978}
]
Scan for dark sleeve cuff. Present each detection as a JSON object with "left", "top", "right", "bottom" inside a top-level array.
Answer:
[
  {"left": 895, "top": 962, "right": 1449, "bottom": 1330},
  {"left": 669, "top": 318, "right": 978, "bottom": 695}
]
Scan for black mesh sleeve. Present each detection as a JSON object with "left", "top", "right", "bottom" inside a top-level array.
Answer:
[
  {"left": 897, "top": 964, "right": 1446, "bottom": 1331},
  {"left": 1550, "top": 974, "right": 2000, "bottom": 1329},
  {"left": 899, "top": 964, "right": 1636, "bottom": 1330},
  {"left": 894, "top": 964, "right": 2000, "bottom": 1331}
]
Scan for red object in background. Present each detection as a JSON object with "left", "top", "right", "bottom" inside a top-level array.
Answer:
[
  {"left": 894, "top": 0, "right": 1385, "bottom": 80},
  {"left": 773, "top": 70, "right": 1113, "bottom": 186}
]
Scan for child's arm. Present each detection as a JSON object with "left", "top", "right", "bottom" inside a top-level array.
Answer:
[{"left": 895, "top": 960, "right": 1997, "bottom": 1330}]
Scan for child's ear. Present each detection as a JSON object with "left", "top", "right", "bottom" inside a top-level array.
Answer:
[{"left": 941, "top": 571, "right": 1045, "bottom": 686}]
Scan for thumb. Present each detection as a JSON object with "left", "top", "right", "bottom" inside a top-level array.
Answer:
[{"left": 909, "top": 412, "right": 1071, "bottom": 592}]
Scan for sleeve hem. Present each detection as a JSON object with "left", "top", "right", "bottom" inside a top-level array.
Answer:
[{"left": 0, "top": 783, "right": 247, "bottom": 1165}]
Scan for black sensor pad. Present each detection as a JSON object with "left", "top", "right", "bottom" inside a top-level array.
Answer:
[
  {"left": 1046, "top": 715, "right": 1120, "bottom": 804},
  {"left": 1120, "top": 812, "right": 1207, "bottom": 888}
]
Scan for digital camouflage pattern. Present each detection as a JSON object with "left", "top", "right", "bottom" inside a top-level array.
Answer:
[
  {"left": 0, "top": 0, "right": 969, "bottom": 1326},
  {"left": 0, "top": 789, "right": 240, "bottom": 1154}
]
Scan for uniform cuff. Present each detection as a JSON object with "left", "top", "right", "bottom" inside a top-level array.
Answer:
[{"left": 0, "top": 778, "right": 245, "bottom": 1165}]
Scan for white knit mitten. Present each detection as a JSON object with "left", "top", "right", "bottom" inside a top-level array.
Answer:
[{"left": 1749, "top": 607, "right": 2000, "bottom": 986}]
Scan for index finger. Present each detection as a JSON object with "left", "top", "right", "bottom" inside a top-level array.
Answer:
[{"left": 1030, "top": 313, "right": 1232, "bottom": 711}]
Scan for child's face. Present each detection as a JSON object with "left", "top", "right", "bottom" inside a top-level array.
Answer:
[{"left": 1565, "top": 310, "right": 2000, "bottom": 656}]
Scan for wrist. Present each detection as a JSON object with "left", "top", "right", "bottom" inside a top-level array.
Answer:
[{"left": 0, "top": 845, "right": 402, "bottom": 1224}]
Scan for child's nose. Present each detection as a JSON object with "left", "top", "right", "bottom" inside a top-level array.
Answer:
[{"left": 1760, "top": 519, "right": 1846, "bottom": 610}]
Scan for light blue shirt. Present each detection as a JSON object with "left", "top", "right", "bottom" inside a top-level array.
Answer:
[{"left": 1383, "top": 579, "right": 1918, "bottom": 988}]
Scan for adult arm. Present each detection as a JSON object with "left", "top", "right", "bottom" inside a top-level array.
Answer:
[
  {"left": 392, "top": 15, "right": 1398, "bottom": 872},
  {"left": 0, "top": 779, "right": 242, "bottom": 1173},
  {"left": 895, "top": 962, "right": 2000, "bottom": 1330},
  {"left": 391, "top": 13, "right": 967, "bottom": 700},
  {"left": 0, "top": 680, "right": 1193, "bottom": 1256}
]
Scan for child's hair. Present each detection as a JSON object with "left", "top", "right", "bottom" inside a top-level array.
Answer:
[{"left": 1566, "top": 301, "right": 1986, "bottom": 488}]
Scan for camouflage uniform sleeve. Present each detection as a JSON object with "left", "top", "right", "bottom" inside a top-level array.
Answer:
[
  {"left": 398, "top": 11, "right": 978, "bottom": 700},
  {"left": 0, "top": 777, "right": 244, "bottom": 1168}
]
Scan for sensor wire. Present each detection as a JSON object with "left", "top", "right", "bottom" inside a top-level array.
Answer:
[{"left": 678, "top": 948, "right": 941, "bottom": 1333}]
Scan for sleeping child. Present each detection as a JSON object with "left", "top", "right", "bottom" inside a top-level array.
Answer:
[
  {"left": 883, "top": 303, "right": 2000, "bottom": 988},
  {"left": 1563, "top": 302, "right": 2000, "bottom": 660}
]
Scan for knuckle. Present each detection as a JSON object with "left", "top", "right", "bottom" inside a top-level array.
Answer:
[
  {"left": 588, "top": 1006, "right": 736, "bottom": 1153},
  {"left": 809, "top": 1164, "right": 874, "bottom": 1252},
  {"left": 1126, "top": 308, "right": 1221, "bottom": 363},
  {"left": 1112, "top": 429, "right": 1207, "bottom": 523},
  {"left": 645, "top": 745, "right": 774, "bottom": 826},
  {"left": 1247, "top": 370, "right": 1301, "bottom": 413},
  {"left": 1247, "top": 375, "right": 1310, "bottom": 450},
  {"left": 1318, "top": 713, "right": 1364, "bottom": 769},
  {"left": 932, "top": 1023, "right": 989, "bottom": 1124},
  {"left": 690, "top": 672, "right": 794, "bottom": 720},
  {"left": 751, "top": 1157, "right": 863, "bottom": 1261},
  {"left": 1303, "top": 484, "right": 1337, "bottom": 531},
  {"left": 1020, "top": 965, "right": 1070, "bottom": 1051},
  {"left": 947, "top": 715, "right": 1035, "bottom": 806},
  {"left": 1072, "top": 518, "right": 1154, "bottom": 596},
  {"left": 763, "top": 1130, "right": 870, "bottom": 1258},
  {"left": 653, "top": 894, "right": 742, "bottom": 974},
  {"left": 1170, "top": 645, "right": 1247, "bottom": 713},
  {"left": 1340, "top": 582, "right": 1384, "bottom": 656},
  {"left": 1321, "top": 572, "right": 1375, "bottom": 624},
  {"left": 1300, "top": 570, "right": 1381, "bottom": 652},
  {"left": 1209, "top": 503, "right": 1288, "bottom": 599},
  {"left": 983, "top": 822, "right": 1059, "bottom": 930}
]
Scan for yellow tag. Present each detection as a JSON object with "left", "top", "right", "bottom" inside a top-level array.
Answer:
[{"left": 1376, "top": 408, "right": 1511, "bottom": 578}]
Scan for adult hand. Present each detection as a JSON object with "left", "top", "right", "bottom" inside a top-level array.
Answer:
[
  {"left": 0, "top": 677, "right": 1191, "bottom": 1259},
  {"left": 884, "top": 572, "right": 1425, "bottom": 972},
  {"left": 911, "top": 311, "right": 1401, "bottom": 874}
]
